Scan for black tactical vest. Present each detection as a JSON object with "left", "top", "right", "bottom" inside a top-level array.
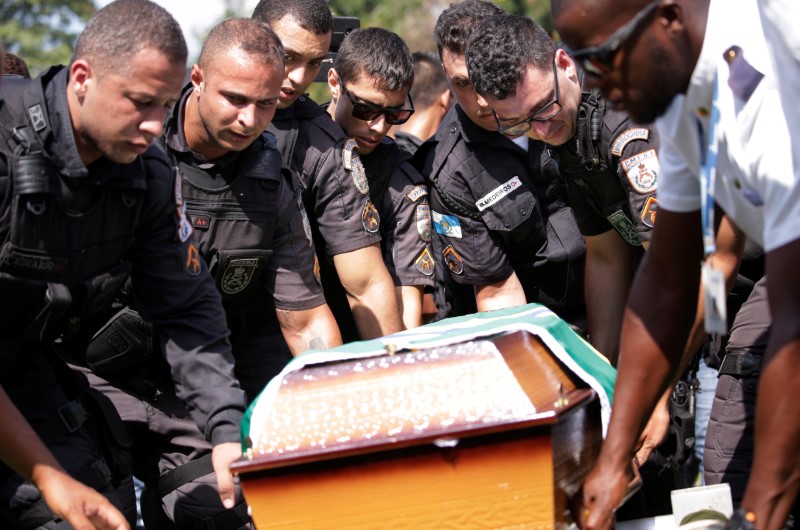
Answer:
[
  {"left": 0, "top": 69, "right": 146, "bottom": 349},
  {"left": 175, "top": 133, "right": 281, "bottom": 312}
]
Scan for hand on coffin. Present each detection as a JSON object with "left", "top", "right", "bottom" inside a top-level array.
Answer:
[
  {"left": 212, "top": 442, "right": 243, "bottom": 509},
  {"left": 575, "top": 458, "right": 640, "bottom": 530}
]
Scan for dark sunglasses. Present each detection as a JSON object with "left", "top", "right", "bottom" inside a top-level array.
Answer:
[
  {"left": 565, "top": 0, "right": 661, "bottom": 76},
  {"left": 494, "top": 60, "right": 562, "bottom": 136},
  {"left": 339, "top": 77, "right": 415, "bottom": 125}
]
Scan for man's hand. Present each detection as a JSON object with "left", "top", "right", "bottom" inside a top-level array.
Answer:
[
  {"left": 576, "top": 459, "right": 631, "bottom": 530},
  {"left": 634, "top": 390, "right": 671, "bottom": 465},
  {"left": 37, "top": 466, "right": 129, "bottom": 530},
  {"left": 211, "top": 442, "right": 243, "bottom": 509}
]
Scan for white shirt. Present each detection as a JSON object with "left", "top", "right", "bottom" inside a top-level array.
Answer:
[{"left": 656, "top": 0, "right": 797, "bottom": 252}]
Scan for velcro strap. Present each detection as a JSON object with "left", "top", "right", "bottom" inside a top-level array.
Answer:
[
  {"left": 195, "top": 502, "right": 251, "bottom": 530},
  {"left": 719, "top": 352, "right": 762, "bottom": 378},
  {"left": 157, "top": 453, "right": 214, "bottom": 498}
]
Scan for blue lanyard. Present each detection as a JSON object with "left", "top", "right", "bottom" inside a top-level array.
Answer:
[{"left": 699, "top": 77, "right": 721, "bottom": 257}]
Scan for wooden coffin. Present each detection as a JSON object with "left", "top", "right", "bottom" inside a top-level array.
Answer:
[{"left": 232, "top": 327, "right": 605, "bottom": 529}]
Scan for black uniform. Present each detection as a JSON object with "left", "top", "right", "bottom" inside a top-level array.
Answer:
[
  {"left": 0, "top": 68, "right": 244, "bottom": 528},
  {"left": 416, "top": 105, "right": 586, "bottom": 326},
  {"left": 549, "top": 89, "right": 660, "bottom": 247},
  {"left": 269, "top": 96, "right": 384, "bottom": 341}
]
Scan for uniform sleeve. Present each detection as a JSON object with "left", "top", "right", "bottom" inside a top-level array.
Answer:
[
  {"left": 565, "top": 177, "right": 615, "bottom": 237},
  {"left": 609, "top": 119, "right": 661, "bottom": 242},
  {"left": 263, "top": 174, "right": 326, "bottom": 311},
  {"left": 381, "top": 163, "right": 435, "bottom": 287},
  {"left": 125, "top": 149, "right": 244, "bottom": 445},
  {"left": 429, "top": 156, "right": 515, "bottom": 286},
  {"left": 301, "top": 120, "right": 382, "bottom": 256}
]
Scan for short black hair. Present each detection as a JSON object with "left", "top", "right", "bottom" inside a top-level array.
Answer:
[
  {"left": 433, "top": 0, "right": 505, "bottom": 58},
  {"left": 467, "top": 14, "right": 555, "bottom": 99},
  {"left": 410, "top": 51, "right": 449, "bottom": 108},
  {"left": 73, "top": 0, "right": 187, "bottom": 76},
  {"left": 334, "top": 27, "right": 414, "bottom": 92},
  {"left": 199, "top": 18, "right": 283, "bottom": 73},
  {"left": 3, "top": 52, "right": 30, "bottom": 79},
  {"left": 251, "top": 0, "right": 333, "bottom": 35}
]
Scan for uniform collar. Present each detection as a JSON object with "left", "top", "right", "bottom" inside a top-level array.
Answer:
[
  {"left": 44, "top": 67, "right": 89, "bottom": 178},
  {"left": 450, "top": 104, "right": 523, "bottom": 151}
]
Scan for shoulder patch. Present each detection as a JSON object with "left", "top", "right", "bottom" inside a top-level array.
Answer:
[
  {"left": 220, "top": 258, "right": 259, "bottom": 295},
  {"left": 362, "top": 198, "right": 380, "bottom": 233},
  {"left": 475, "top": 176, "right": 523, "bottom": 212},
  {"left": 406, "top": 185, "right": 428, "bottom": 203},
  {"left": 610, "top": 127, "right": 650, "bottom": 156},
  {"left": 641, "top": 196, "right": 657, "bottom": 228},
  {"left": 621, "top": 148, "right": 659, "bottom": 193},
  {"left": 432, "top": 210, "right": 462, "bottom": 238},
  {"left": 298, "top": 196, "right": 313, "bottom": 246},
  {"left": 185, "top": 243, "right": 202, "bottom": 276},
  {"left": 343, "top": 138, "right": 358, "bottom": 170},
  {"left": 443, "top": 245, "right": 464, "bottom": 275},
  {"left": 415, "top": 248, "right": 435, "bottom": 277},
  {"left": 607, "top": 210, "right": 643, "bottom": 246}
]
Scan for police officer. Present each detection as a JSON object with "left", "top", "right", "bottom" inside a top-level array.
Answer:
[
  {"left": 416, "top": 0, "right": 586, "bottom": 326},
  {"left": 252, "top": 0, "right": 404, "bottom": 342},
  {"left": 467, "top": 14, "right": 660, "bottom": 361},
  {"left": 78, "top": 19, "right": 343, "bottom": 530},
  {"left": 325, "top": 28, "right": 435, "bottom": 329},
  {"left": 390, "top": 51, "right": 453, "bottom": 156},
  {"left": 0, "top": 1, "right": 245, "bottom": 528}
]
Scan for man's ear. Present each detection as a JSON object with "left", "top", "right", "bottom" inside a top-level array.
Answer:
[
  {"left": 190, "top": 63, "right": 204, "bottom": 95},
  {"left": 69, "top": 59, "right": 93, "bottom": 100},
  {"left": 327, "top": 67, "right": 340, "bottom": 101},
  {"left": 439, "top": 89, "right": 454, "bottom": 112}
]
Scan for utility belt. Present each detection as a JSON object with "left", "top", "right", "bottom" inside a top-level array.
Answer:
[{"left": 718, "top": 351, "right": 762, "bottom": 378}]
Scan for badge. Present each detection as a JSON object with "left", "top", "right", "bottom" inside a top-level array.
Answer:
[
  {"left": 220, "top": 258, "right": 260, "bottom": 295},
  {"left": 298, "top": 197, "right": 313, "bottom": 246},
  {"left": 443, "top": 245, "right": 464, "bottom": 275},
  {"left": 351, "top": 154, "right": 369, "bottom": 195},
  {"left": 173, "top": 168, "right": 183, "bottom": 206},
  {"left": 343, "top": 138, "right": 359, "bottom": 170},
  {"left": 475, "top": 176, "right": 522, "bottom": 211},
  {"left": 185, "top": 243, "right": 202, "bottom": 276},
  {"left": 610, "top": 127, "right": 650, "bottom": 156},
  {"left": 176, "top": 203, "right": 194, "bottom": 242},
  {"left": 362, "top": 198, "right": 380, "bottom": 233},
  {"left": 641, "top": 196, "right": 657, "bottom": 228},
  {"left": 27, "top": 104, "right": 47, "bottom": 132},
  {"left": 607, "top": 210, "right": 642, "bottom": 246},
  {"left": 191, "top": 214, "right": 210, "bottom": 230},
  {"left": 622, "top": 149, "right": 659, "bottom": 193},
  {"left": 406, "top": 185, "right": 428, "bottom": 203},
  {"left": 432, "top": 210, "right": 462, "bottom": 238},
  {"left": 702, "top": 261, "right": 727, "bottom": 335},
  {"left": 313, "top": 255, "right": 321, "bottom": 285},
  {"left": 415, "top": 247, "right": 435, "bottom": 276},
  {"left": 416, "top": 203, "right": 432, "bottom": 242}
]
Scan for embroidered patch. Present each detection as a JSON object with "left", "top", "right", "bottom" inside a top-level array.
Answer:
[
  {"left": 416, "top": 203, "right": 432, "bottom": 242},
  {"left": 607, "top": 210, "right": 642, "bottom": 246},
  {"left": 610, "top": 128, "right": 650, "bottom": 156},
  {"left": 641, "top": 196, "right": 658, "bottom": 228},
  {"left": 173, "top": 168, "right": 183, "bottom": 206},
  {"left": 28, "top": 104, "right": 47, "bottom": 132},
  {"left": 362, "top": 198, "right": 380, "bottom": 233},
  {"left": 475, "top": 176, "right": 522, "bottom": 212},
  {"left": 406, "top": 185, "right": 428, "bottom": 203},
  {"left": 443, "top": 245, "right": 464, "bottom": 275},
  {"left": 432, "top": 210, "right": 462, "bottom": 238},
  {"left": 622, "top": 148, "right": 659, "bottom": 193},
  {"left": 177, "top": 203, "right": 194, "bottom": 242},
  {"left": 299, "top": 197, "right": 313, "bottom": 246},
  {"left": 191, "top": 214, "right": 210, "bottom": 230},
  {"left": 185, "top": 243, "right": 202, "bottom": 276},
  {"left": 415, "top": 247, "right": 435, "bottom": 276},
  {"left": 343, "top": 138, "right": 359, "bottom": 170},
  {"left": 220, "top": 258, "right": 260, "bottom": 295}
]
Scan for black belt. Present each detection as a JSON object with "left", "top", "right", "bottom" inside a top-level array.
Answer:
[{"left": 719, "top": 352, "right": 762, "bottom": 378}]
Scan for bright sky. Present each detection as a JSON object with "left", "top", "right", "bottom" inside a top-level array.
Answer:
[{"left": 95, "top": 0, "right": 261, "bottom": 61}]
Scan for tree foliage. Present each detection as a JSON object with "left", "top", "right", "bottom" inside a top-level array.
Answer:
[
  {"left": 327, "top": 0, "right": 552, "bottom": 53},
  {"left": 0, "top": 0, "right": 96, "bottom": 77}
]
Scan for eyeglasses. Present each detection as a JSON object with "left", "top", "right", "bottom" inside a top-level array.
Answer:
[
  {"left": 565, "top": 0, "right": 661, "bottom": 77},
  {"left": 494, "top": 60, "right": 562, "bottom": 136},
  {"left": 339, "top": 77, "right": 415, "bottom": 125}
]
